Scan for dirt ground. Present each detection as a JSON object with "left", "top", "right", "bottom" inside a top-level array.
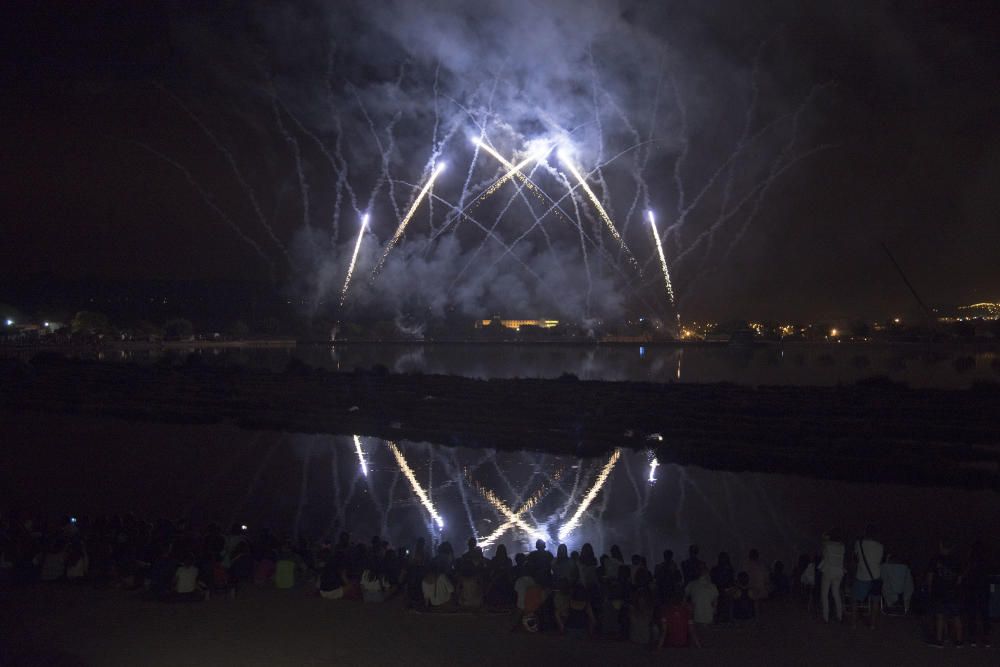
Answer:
[{"left": 1, "top": 583, "right": 994, "bottom": 667}]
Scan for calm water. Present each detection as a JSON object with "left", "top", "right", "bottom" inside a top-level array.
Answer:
[
  {"left": 25, "top": 341, "right": 1000, "bottom": 388},
  {"left": 6, "top": 414, "right": 998, "bottom": 568}
]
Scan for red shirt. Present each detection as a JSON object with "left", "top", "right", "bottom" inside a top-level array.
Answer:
[{"left": 661, "top": 604, "right": 691, "bottom": 647}]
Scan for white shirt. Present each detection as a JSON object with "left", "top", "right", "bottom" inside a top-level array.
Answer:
[
  {"left": 175, "top": 565, "right": 199, "bottom": 593},
  {"left": 685, "top": 576, "right": 719, "bottom": 624},
  {"left": 854, "top": 539, "right": 884, "bottom": 581},
  {"left": 820, "top": 540, "right": 845, "bottom": 575},
  {"left": 422, "top": 573, "right": 454, "bottom": 606}
]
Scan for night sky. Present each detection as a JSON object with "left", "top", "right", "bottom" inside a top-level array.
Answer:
[{"left": 1, "top": 0, "right": 998, "bottom": 321}]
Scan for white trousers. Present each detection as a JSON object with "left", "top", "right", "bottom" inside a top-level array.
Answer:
[{"left": 821, "top": 571, "right": 843, "bottom": 621}]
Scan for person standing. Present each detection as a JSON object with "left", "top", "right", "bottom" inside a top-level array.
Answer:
[
  {"left": 819, "top": 530, "right": 845, "bottom": 623},
  {"left": 852, "top": 525, "right": 884, "bottom": 629}
]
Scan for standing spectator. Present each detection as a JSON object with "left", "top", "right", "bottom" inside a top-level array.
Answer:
[
  {"left": 654, "top": 549, "right": 682, "bottom": 603},
  {"left": 732, "top": 572, "right": 757, "bottom": 621},
  {"left": 710, "top": 552, "right": 736, "bottom": 623},
  {"left": 852, "top": 525, "right": 884, "bottom": 629},
  {"left": 819, "top": 530, "right": 845, "bottom": 623},
  {"left": 962, "top": 541, "right": 992, "bottom": 648},
  {"left": 926, "top": 540, "right": 963, "bottom": 648},
  {"left": 770, "top": 561, "right": 790, "bottom": 597},
  {"left": 681, "top": 545, "right": 706, "bottom": 587},
  {"left": 745, "top": 549, "right": 770, "bottom": 602}
]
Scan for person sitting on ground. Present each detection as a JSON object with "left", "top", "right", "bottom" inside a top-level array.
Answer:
[
  {"left": 732, "top": 571, "right": 756, "bottom": 621},
  {"left": 361, "top": 560, "right": 393, "bottom": 602},
  {"left": 770, "top": 560, "right": 790, "bottom": 597},
  {"left": 745, "top": 549, "right": 770, "bottom": 603},
  {"left": 172, "top": 552, "right": 206, "bottom": 601},
  {"left": 228, "top": 541, "right": 254, "bottom": 597},
  {"left": 318, "top": 553, "right": 346, "bottom": 600},
  {"left": 65, "top": 540, "right": 88, "bottom": 582},
  {"left": 563, "top": 584, "right": 596, "bottom": 638},
  {"left": 681, "top": 545, "right": 705, "bottom": 587},
  {"left": 606, "top": 544, "right": 625, "bottom": 580},
  {"left": 513, "top": 556, "right": 537, "bottom": 627},
  {"left": 551, "top": 544, "right": 576, "bottom": 626},
  {"left": 926, "top": 540, "right": 963, "bottom": 648},
  {"left": 456, "top": 556, "right": 484, "bottom": 609},
  {"left": 684, "top": 564, "right": 719, "bottom": 625},
  {"left": 422, "top": 561, "right": 455, "bottom": 610},
  {"left": 577, "top": 543, "right": 599, "bottom": 593},
  {"left": 658, "top": 591, "right": 701, "bottom": 649},
  {"left": 274, "top": 543, "right": 306, "bottom": 590},
  {"left": 38, "top": 538, "right": 67, "bottom": 582},
  {"left": 629, "top": 587, "right": 655, "bottom": 646},
  {"left": 851, "top": 525, "right": 884, "bottom": 629}
]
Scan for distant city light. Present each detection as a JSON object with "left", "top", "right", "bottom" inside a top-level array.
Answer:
[
  {"left": 893, "top": 318, "right": 901, "bottom": 324},
  {"left": 4, "top": 319, "right": 12, "bottom": 326},
  {"left": 830, "top": 328, "right": 839, "bottom": 337}
]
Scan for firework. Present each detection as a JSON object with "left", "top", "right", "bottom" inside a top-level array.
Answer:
[
  {"left": 648, "top": 456, "right": 659, "bottom": 483},
  {"left": 373, "top": 162, "right": 446, "bottom": 277},
  {"left": 387, "top": 440, "right": 445, "bottom": 528},
  {"left": 472, "top": 138, "right": 540, "bottom": 197},
  {"left": 353, "top": 434, "right": 368, "bottom": 477},
  {"left": 646, "top": 210, "right": 676, "bottom": 306},
  {"left": 558, "top": 152, "right": 637, "bottom": 269},
  {"left": 340, "top": 214, "right": 369, "bottom": 306},
  {"left": 557, "top": 448, "right": 621, "bottom": 542}
]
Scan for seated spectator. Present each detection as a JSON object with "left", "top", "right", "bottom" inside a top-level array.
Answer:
[
  {"left": 654, "top": 549, "right": 682, "bottom": 603},
  {"left": 484, "top": 545, "right": 515, "bottom": 608},
  {"left": 658, "top": 591, "right": 701, "bottom": 649},
  {"left": 681, "top": 545, "right": 705, "bottom": 587},
  {"left": 318, "top": 556, "right": 345, "bottom": 600},
  {"left": 361, "top": 562, "right": 392, "bottom": 602},
  {"left": 732, "top": 572, "right": 756, "bottom": 621},
  {"left": 684, "top": 564, "right": 718, "bottom": 625},
  {"left": 274, "top": 544, "right": 305, "bottom": 590},
  {"left": 770, "top": 561, "right": 790, "bottom": 597},
  {"left": 172, "top": 553, "right": 205, "bottom": 601},
  {"left": 39, "top": 539, "right": 67, "bottom": 582},
  {"left": 65, "top": 541, "right": 88, "bottom": 581},
  {"left": 422, "top": 563, "right": 455, "bottom": 609},
  {"left": 629, "top": 588, "right": 655, "bottom": 645},
  {"left": 228, "top": 542, "right": 254, "bottom": 597},
  {"left": 563, "top": 584, "right": 596, "bottom": 638},
  {"left": 456, "top": 567, "right": 484, "bottom": 609}
]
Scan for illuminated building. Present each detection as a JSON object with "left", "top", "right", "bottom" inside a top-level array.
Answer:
[{"left": 476, "top": 317, "right": 559, "bottom": 331}]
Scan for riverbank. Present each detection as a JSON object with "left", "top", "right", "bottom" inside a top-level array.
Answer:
[{"left": 2, "top": 355, "right": 998, "bottom": 489}]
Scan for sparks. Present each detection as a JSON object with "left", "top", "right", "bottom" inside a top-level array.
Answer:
[
  {"left": 646, "top": 210, "right": 676, "bottom": 306},
  {"left": 648, "top": 456, "right": 659, "bottom": 483},
  {"left": 373, "top": 162, "right": 446, "bottom": 277},
  {"left": 559, "top": 154, "right": 637, "bottom": 268},
  {"left": 472, "top": 138, "right": 540, "bottom": 197},
  {"left": 387, "top": 440, "right": 445, "bottom": 529},
  {"left": 353, "top": 434, "right": 368, "bottom": 477},
  {"left": 340, "top": 214, "right": 369, "bottom": 306},
  {"left": 557, "top": 448, "right": 621, "bottom": 542}
]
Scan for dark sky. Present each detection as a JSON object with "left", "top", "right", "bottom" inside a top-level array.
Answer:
[{"left": 1, "top": 0, "right": 998, "bottom": 321}]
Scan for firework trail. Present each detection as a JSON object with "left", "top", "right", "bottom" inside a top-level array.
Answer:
[
  {"left": 270, "top": 93, "right": 311, "bottom": 231},
  {"left": 558, "top": 448, "right": 621, "bottom": 542},
  {"left": 353, "top": 434, "right": 368, "bottom": 477},
  {"left": 372, "top": 163, "right": 447, "bottom": 278},
  {"left": 387, "top": 440, "right": 445, "bottom": 529},
  {"left": 340, "top": 214, "right": 369, "bottom": 306},
  {"left": 158, "top": 86, "right": 288, "bottom": 257},
  {"left": 558, "top": 153, "right": 637, "bottom": 270},
  {"left": 133, "top": 142, "right": 275, "bottom": 281},
  {"left": 646, "top": 210, "right": 676, "bottom": 306}
]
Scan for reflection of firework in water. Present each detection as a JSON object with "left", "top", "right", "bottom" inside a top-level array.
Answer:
[
  {"left": 387, "top": 440, "right": 445, "bottom": 529},
  {"left": 558, "top": 447, "right": 621, "bottom": 542},
  {"left": 340, "top": 214, "right": 369, "bottom": 306}
]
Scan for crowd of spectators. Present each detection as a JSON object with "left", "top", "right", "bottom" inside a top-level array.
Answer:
[{"left": 1, "top": 513, "right": 993, "bottom": 651}]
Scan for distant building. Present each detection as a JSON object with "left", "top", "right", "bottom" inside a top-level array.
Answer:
[{"left": 475, "top": 316, "right": 559, "bottom": 331}]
